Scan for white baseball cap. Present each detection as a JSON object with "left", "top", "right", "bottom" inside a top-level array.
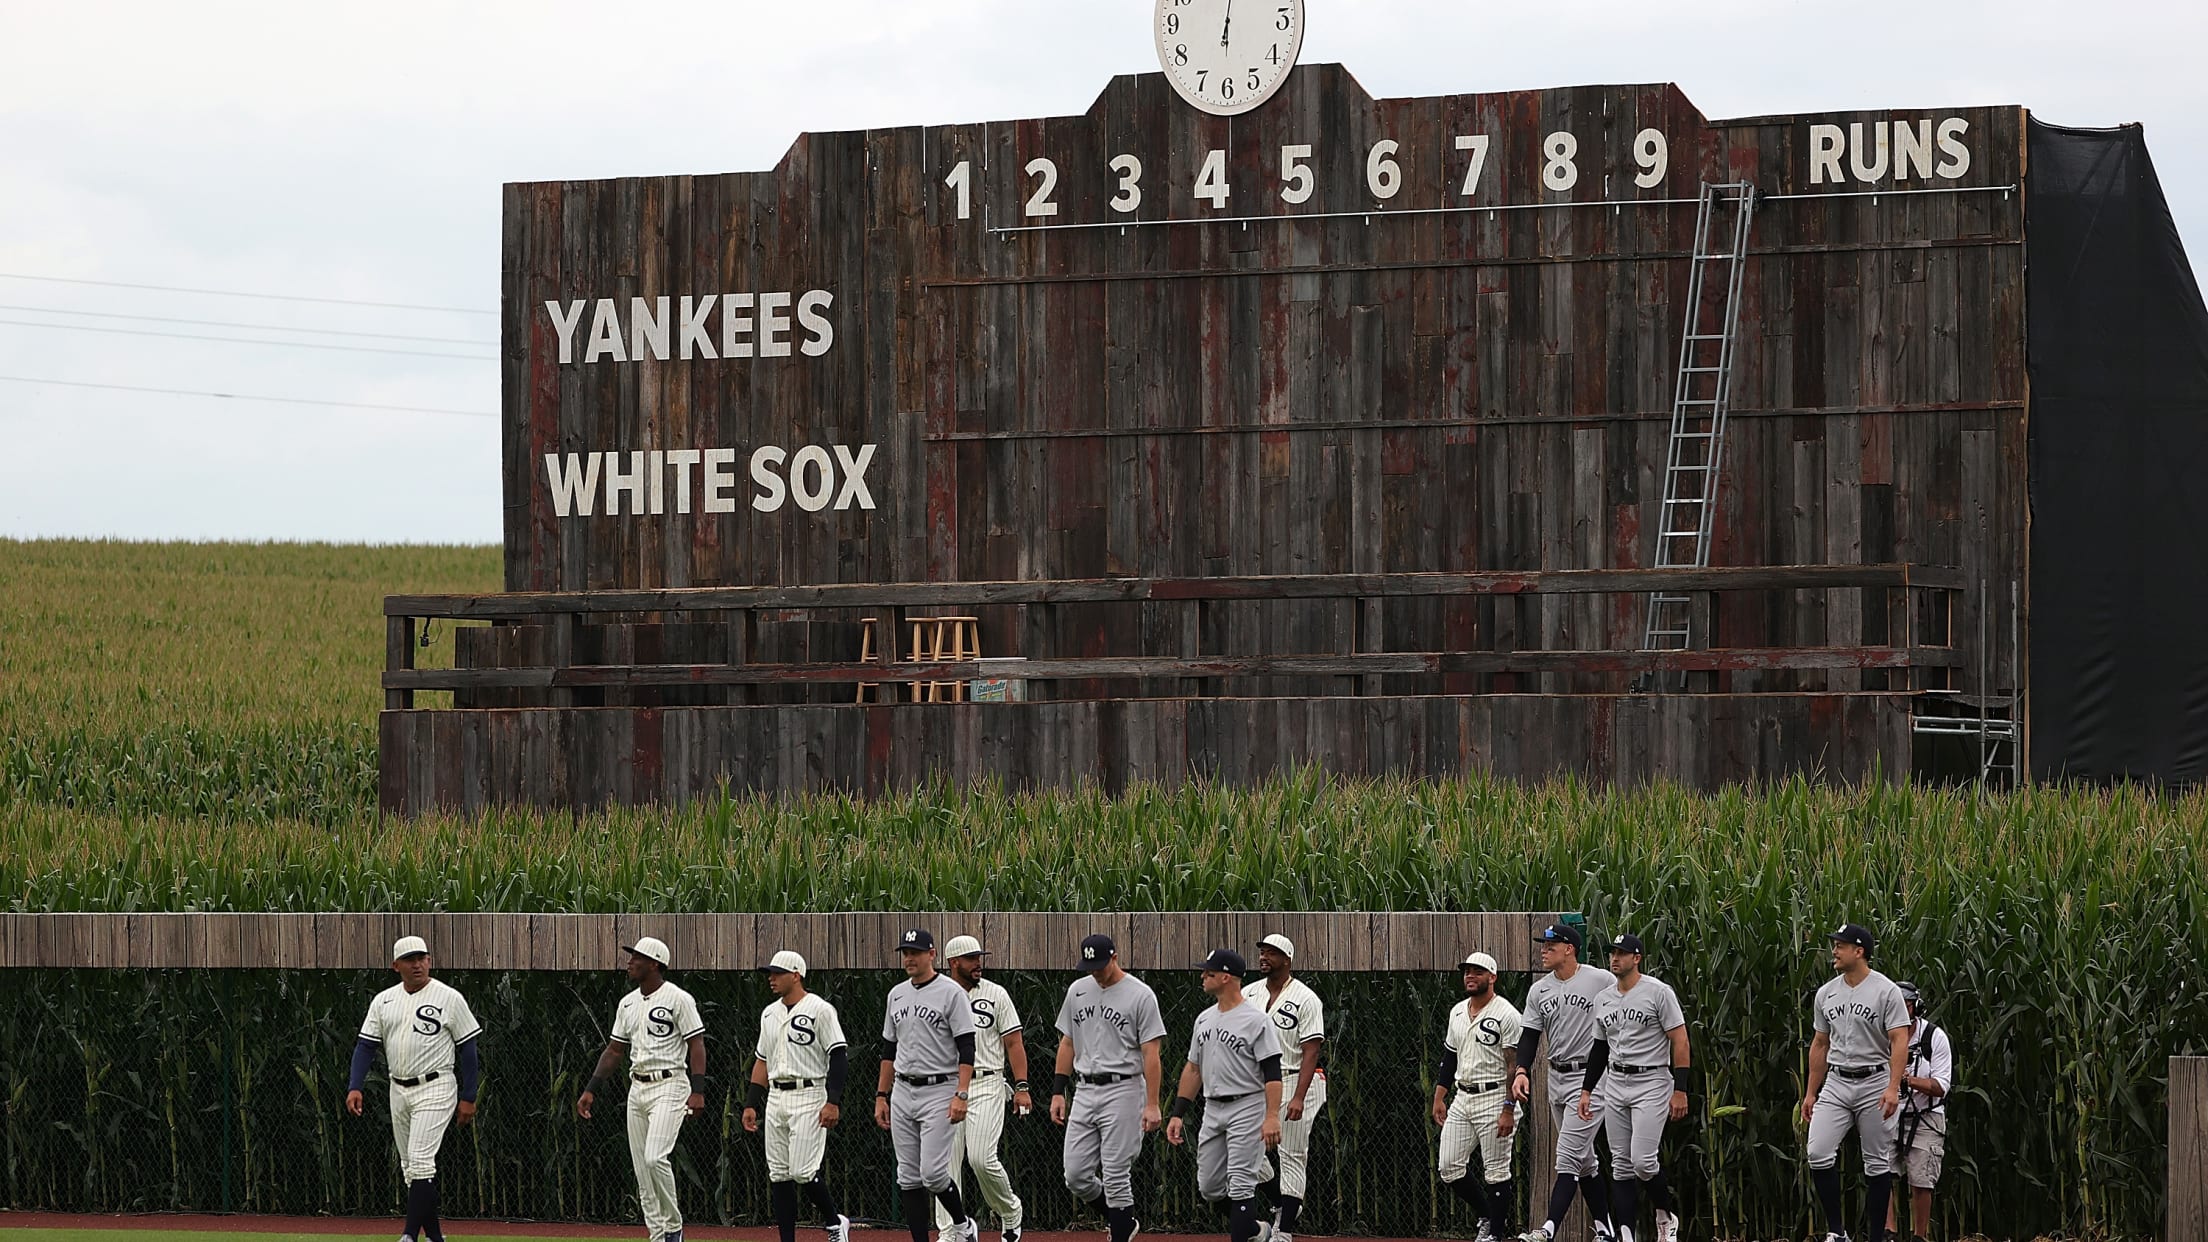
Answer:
[
  {"left": 1458, "top": 950, "right": 1499, "bottom": 973},
  {"left": 392, "top": 935, "right": 429, "bottom": 960},
  {"left": 1259, "top": 933, "right": 1296, "bottom": 959},
  {"left": 624, "top": 936, "right": 672, "bottom": 967},
  {"left": 763, "top": 949, "right": 808, "bottom": 977},
  {"left": 944, "top": 935, "right": 985, "bottom": 959}
]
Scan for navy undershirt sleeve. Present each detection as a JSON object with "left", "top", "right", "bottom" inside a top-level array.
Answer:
[
  {"left": 455, "top": 1037, "right": 481, "bottom": 1102},
  {"left": 348, "top": 1038, "right": 378, "bottom": 1093},
  {"left": 955, "top": 1033, "right": 977, "bottom": 1066}
]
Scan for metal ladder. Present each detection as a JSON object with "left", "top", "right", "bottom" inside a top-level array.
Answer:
[{"left": 1640, "top": 181, "right": 1757, "bottom": 679}]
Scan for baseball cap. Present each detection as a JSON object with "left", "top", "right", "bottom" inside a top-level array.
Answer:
[
  {"left": 1079, "top": 933, "right": 1116, "bottom": 971},
  {"left": 1258, "top": 933, "right": 1296, "bottom": 959},
  {"left": 1534, "top": 923, "right": 1583, "bottom": 948},
  {"left": 1898, "top": 980, "right": 1921, "bottom": 1005},
  {"left": 1829, "top": 923, "right": 1876, "bottom": 952},
  {"left": 762, "top": 950, "right": 808, "bottom": 977},
  {"left": 944, "top": 935, "right": 985, "bottom": 960},
  {"left": 392, "top": 935, "right": 429, "bottom": 960},
  {"left": 897, "top": 928, "right": 936, "bottom": 952},
  {"left": 1610, "top": 933, "right": 1646, "bottom": 954},
  {"left": 624, "top": 936, "right": 672, "bottom": 967},
  {"left": 1198, "top": 948, "right": 1248, "bottom": 974},
  {"left": 1458, "top": 950, "right": 1499, "bottom": 973}
]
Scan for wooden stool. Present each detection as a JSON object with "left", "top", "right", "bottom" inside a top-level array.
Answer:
[
  {"left": 906, "top": 615, "right": 981, "bottom": 701},
  {"left": 856, "top": 617, "right": 883, "bottom": 703}
]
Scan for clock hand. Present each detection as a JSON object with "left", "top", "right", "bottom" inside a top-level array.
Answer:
[{"left": 1221, "top": 0, "right": 1233, "bottom": 47}]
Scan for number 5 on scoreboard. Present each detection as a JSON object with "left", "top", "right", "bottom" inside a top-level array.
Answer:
[{"left": 1454, "top": 134, "right": 1490, "bottom": 197}]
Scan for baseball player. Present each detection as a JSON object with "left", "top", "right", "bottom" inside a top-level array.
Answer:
[
  {"left": 933, "top": 935, "right": 1031, "bottom": 1242},
  {"left": 1244, "top": 933, "right": 1324, "bottom": 1242},
  {"left": 345, "top": 935, "right": 481, "bottom": 1242},
  {"left": 577, "top": 936, "right": 707, "bottom": 1242},
  {"left": 1166, "top": 949, "right": 1284, "bottom": 1242},
  {"left": 1432, "top": 951, "right": 1521, "bottom": 1242},
  {"left": 1511, "top": 923, "right": 1617, "bottom": 1242},
  {"left": 1051, "top": 933, "right": 1166, "bottom": 1242},
  {"left": 1801, "top": 923, "right": 1912, "bottom": 1242},
  {"left": 1577, "top": 933, "right": 1690, "bottom": 1242},
  {"left": 1884, "top": 981, "right": 1952, "bottom": 1242},
  {"left": 743, "top": 950, "right": 851, "bottom": 1242},
  {"left": 874, "top": 928, "right": 979, "bottom": 1242}
]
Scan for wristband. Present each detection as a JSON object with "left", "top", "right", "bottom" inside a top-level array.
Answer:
[
  {"left": 746, "top": 1082, "right": 766, "bottom": 1110},
  {"left": 1170, "top": 1095, "right": 1193, "bottom": 1120},
  {"left": 1671, "top": 1065, "right": 1695, "bottom": 1093},
  {"left": 1053, "top": 1074, "right": 1073, "bottom": 1097},
  {"left": 876, "top": 1090, "right": 891, "bottom": 1098},
  {"left": 1015, "top": 1080, "right": 1032, "bottom": 1093}
]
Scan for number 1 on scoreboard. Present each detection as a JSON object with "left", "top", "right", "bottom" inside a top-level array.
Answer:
[{"left": 945, "top": 160, "right": 972, "bottom": 221}]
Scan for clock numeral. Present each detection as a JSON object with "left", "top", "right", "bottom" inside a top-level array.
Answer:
[
  {"left": 944, "top": 160, "right": 971, "bottom": 221},
  {"left": 1110, "top": 154, "right": 1143, "bottom": 213},
  {"left": 1454, "top": 135, "right": 1490, "bottom": 197},
  {"left": 1195, "top": 148, "right": 1230, "bottom": 209},
  {"left": 1174, "top": 43, "right": 1188, "bottom": 67},
  {"left": 1633, "top": 128, "right": 1668, "bottom": 189},
  {"left": 1279, "top": 144, "right": 1314, "bottom": 205},
  {"left": 1267, "top": 43, "right": 1281, "bottom": 65},
  {"left": 1164, "top": 12, "right": 1178, "bottom": 35},
  {"left": 1024, "top": 158, "right": 1060, "bottom": 218},
  {"left": 1247, "top": 68, "right": 1261, "bottom": 91},
  {"left": 1196, "top": 69, "right": 1208, "bottom": 93},
  {"left": 1367, "top": 139, "right": 1402, "bottom": 200},
  {"left": 1276, "top": 5, "right": 1293, "bottom": 29},
  {"left": 1221, "top": 76, "right": 1235, "bottom": 102},
  {"left": 1542, "top": 131, "right": 1580, "bottom": 192}
]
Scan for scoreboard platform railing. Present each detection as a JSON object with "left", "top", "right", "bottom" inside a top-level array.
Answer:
[{"left": 384, "top": 562, "right": 1961, "bottom": 708}]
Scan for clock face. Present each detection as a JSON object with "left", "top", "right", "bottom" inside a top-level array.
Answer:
[{"left": 1155, "top": 0, "right": 1304, "bottom": 117}]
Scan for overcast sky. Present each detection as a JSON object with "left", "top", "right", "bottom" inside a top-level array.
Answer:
[{"left": 3, "top": 0, "right": 2203, "bottom": 544}]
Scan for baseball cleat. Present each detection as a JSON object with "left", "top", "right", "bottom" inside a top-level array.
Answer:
[
  {"left": 1274, "top": 1232, "right": 1294, "bottom": 1242},
  {"left": 1590, "top": 1223, "right": 1616, "bottom": 1242},
  {"left": 1126, "top": 1220, "right": 1142, "bottom": 1242},
  {"left": 1001, "top": 1228, "right": 1019, "bottom": 1242},
  {"left": 828, "top": 1217, "right": 851, "bottom": 1242},
  {"left": 1474, "top": 1222, "right": 1497, "bottom": 1242},
  {"left": 1521, "top": 1229, "right": 1555, "bottom": 1242},
  {"left": 1254, "top": 1223, "right": 1274, "bottom": 1242},
  {"left": 1818, "top": 1234, "right": 1851, "bottom": 1242},
  {"left": 1654, "top": 1210, "right": 1679, "bottom": 1242}
]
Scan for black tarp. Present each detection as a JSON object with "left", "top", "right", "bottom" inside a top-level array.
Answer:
[{"left": 2026, "top": 119, "right": 2208, "bottom": 782}]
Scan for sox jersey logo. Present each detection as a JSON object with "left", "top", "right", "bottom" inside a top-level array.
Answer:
[
  {"left": 614, "top": 982, "right": 704, "bottom": 1076},
  {"left": 360, "top": 979, "right": 480, "bottom": 1083},
  {"left": 1444, "top": 994, "right": 1522, "bottom": 1083},
  {"left": 758, "top": 993, "right": 846, "bottom": 1081},
  {"left": 1243, "top": 976, "right": 1326, "bottom": 1075},
  {"left": 966, "top": 979, "right": 1023, "bottom": 1074}
]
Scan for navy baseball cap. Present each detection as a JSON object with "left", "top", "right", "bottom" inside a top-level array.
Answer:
[
  {"left": 1079, "top": 933, "right": 1116, "bottom": 971},
  {"left": 1609, "top": 933, "right": 1646, "bottom": 954},
  {"left": 1829, "top": 923, "right": 1875, "bottom": 952},
  {"left": 1535, "top": 923, "right": 1584, "bottom": 948},
  {"left": 1198, "top": 948, "right": 1248, "bottom": 974},
  {"left": 897, "top": 928, "right": 936, "bottom": 952}
]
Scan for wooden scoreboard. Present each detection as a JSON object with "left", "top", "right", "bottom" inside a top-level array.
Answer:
[{"left": 381, "top": 56, "right": 2038, "bottom": 812}]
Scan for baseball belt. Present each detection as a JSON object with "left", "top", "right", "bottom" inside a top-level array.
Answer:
[
  {"left": 1456, "top": 1079, "right": 1505, "bottom": 1094},
  {"left": 632, "top": 1068, "right": 681, "bottom": 1084},
  {"left": 770, "top": 1078, "right": 821, "bottom": 1090},
  {"left": 1206, "top": 1091, "right": 1260, "bottom": 1104},
  {"left": 897, "top": 1072, "right": 955, "bottom": 1087},
  {"left": 1610, "top": 1064, "right": 1661, "bottom": 1075},
  {"left": 1077, "top": 1071, "right": 1134, "bottom": 1085},
  {"left": 1831, "top": 1064, "right": 1883, "bottom": 1080},
  {"left": 390, "top": 1071, "right": 443, "bottom": 1088},
  {"left": 1548, "top": 1059, "right": 1585, "bottom": 1073}
]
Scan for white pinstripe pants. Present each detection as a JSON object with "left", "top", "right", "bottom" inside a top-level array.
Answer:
[
  {"left": 627, "top": 1074, "right": 690, "bottom": 1240},
  {"left": 388, "top": 1075, "right": 458, "bottom": 1183},
  {"left": 937, "top": 1074, "right": 1024, "bottom": 1230}
]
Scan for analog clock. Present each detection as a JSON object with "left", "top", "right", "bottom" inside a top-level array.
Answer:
[{"left": 1155, "top": 0, "right": 1304, "bottom": 117}]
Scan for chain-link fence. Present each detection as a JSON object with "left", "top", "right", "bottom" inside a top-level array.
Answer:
[{"left": 0, "top": 964, "right": 2137, "bottom": 1239}]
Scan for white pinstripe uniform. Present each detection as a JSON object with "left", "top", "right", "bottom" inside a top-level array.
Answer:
[
  {"left": 613, "top": 981, "right": 705, "bottom": 1241},
  {"left": 1439, "top": 993, "right": 1522, "bottom": 1188},
  {"left": 936, "top": 977, "right": 1026, "bottom": 1233},
  {"left": 359, "top": 979, "right": 480, "bottom": 1182},
  {"left": 1245, "top": 976, "right": 1326, "bottom": 1201},
  {"left": 758, "top": 992, "right": 846, "bottom": 1182}
]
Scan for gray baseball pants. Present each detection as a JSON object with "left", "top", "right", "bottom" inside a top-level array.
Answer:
[
  {"left": 1807, "top": 1070, "right": 1898, "bottom": 1176},
  {"left": 892, "top": 1078, "right": 962, "bottom": 1192},
  {"left": 1546, "top": 1067, "right": 1604, "bottom": 1179},
  {"left": 1064, "top": 1077, "right": 1145, "bottom": 1209},
  {"left": 1598, "top": 1066, "right": 1673, "bottom": 1180},
  {"left": 1196, "top": 1093, "right": 1267, "bottom": 1203}
]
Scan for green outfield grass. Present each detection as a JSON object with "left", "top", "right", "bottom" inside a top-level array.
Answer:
[{"left": 0, "top": 1232, "right": 645, "bottom": 1242}]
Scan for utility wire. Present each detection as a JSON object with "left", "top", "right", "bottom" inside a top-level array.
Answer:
[
  {"left": 0, "top": 302, "right": 495, "bottom": 347},
  {"left": 0, "top": 374, "right": 495, "bottom": 419},
  {"left": 0, "top": 271, "right": 494, "bottom": 315},
  {"left": 0, "top": 317, "right": 493, "bottom": 361}
]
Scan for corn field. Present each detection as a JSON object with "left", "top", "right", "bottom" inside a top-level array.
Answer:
[{"left": 1, "top": 540, "right": 2203, "bottom": 1237}]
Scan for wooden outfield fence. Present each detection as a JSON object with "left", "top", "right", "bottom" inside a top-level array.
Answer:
[
  {"left": 0, "top": 910, "right": 1562, "bottom": 973},
  {"left": 2177, "top": 1057, "right": 2208, "bottom": 1242}
]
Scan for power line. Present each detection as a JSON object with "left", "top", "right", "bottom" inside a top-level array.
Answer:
[
  {"left": 0, "top": 271, "right": 495, "bottom": 316},
  {"left": 0, "top": 302, "right": 495, "bottom": 347},
  {"left": 0, "top": 317, "right": 494, "bottom": 361},
  {"left": 0, "top": 374, "right": 495, "bottom": 419}
]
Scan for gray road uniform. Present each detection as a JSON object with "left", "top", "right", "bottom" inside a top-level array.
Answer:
[
  {"left": 1188, "top": 1001, "right": 1283, "bottom": 1203},
  {"left": 1587, "top": 976, "right": 1686, "bottom": 1181},
  {"left": 1521, "top": 966, "right": 1617, "bottom": 1179},
  {"left": 1057, "top": 973, "right": 1167, "bottom": 1209},
  {"left": 883, "top": 973, "right": 977, "bottom": 1192},
  {"left": 1807, "top": 971, "right": 1912, "bottom": 1177}
]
